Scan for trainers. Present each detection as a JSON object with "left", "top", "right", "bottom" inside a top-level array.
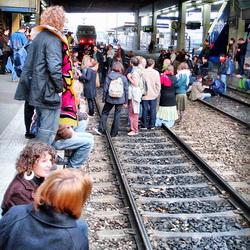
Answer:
[
  {"left": 92, "top": 127, "right": 103, "bottom": 136},
  {"left": 127, "top": 131, "right": 138, "bottom": 136},
  {"left": 140, "top": 126, "right": 147, "bottom": 130}
]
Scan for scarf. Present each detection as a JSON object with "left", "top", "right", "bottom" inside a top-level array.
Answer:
[{"left": 34, "top": 25, "right": 78, "bottom": 126}]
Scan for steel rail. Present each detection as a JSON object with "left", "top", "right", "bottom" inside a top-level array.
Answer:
[
  {"left": 162, "top": 124, "right": 250, "bottom": 222},
  {"left": 94, "top": 99, "right": 153, "bottom": 250},
  {"left": 197, "top": 99, "right": 250, "bottom": 128},
  {"left": 221, "top": 93, "right": 250, "bottom": 107}
]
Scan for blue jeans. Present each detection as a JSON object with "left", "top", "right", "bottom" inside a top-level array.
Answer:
[
  {"left": 73, "top": 120, "right": 89, "bottom": 133},
  {"left": 54, "top": 132, "right": 94, "bottom": 168},
  {"left": 141, "top": 99, "right": 157, "bottom": 129},
  {"left": 202, "top": 93, "right": 211, "bottom": 99},
  {"left": 227, "top": 57, "right": 234, "bottom": 76},
  {"left": 220, "top": 74, "right": 227, "bottom": 94},
  {"left": 98, "top": 103, "right": 123, "bottom": 137},
  {"left": 33, "top": 107, "right": 60, "bottom": 145}
]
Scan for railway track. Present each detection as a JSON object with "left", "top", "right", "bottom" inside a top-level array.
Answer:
[
  {"left": 83, "top": 92, "right": 250, "bottom": 249},
  {"left": 198, "top": 94, "right": 250, "bottom": 127}
]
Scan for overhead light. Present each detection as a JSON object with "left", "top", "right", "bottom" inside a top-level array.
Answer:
[
  {"left": 213, "top": 0, "right": 225, "bottom": 5},
  {"left": 186, "top": 7, "right": 195, "bottom": 11}
]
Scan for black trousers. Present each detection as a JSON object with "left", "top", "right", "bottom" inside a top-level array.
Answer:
[
  {"left": 0, "top": 51, "right": 11, "bottom": 73},
  {"left": 98, "top": 103, "right": 123, "bottom": 137},
  {"left": 24, "top": 101, "right": 35, "bottom": 135}
]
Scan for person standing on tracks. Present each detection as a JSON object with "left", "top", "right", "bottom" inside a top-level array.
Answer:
[
  {"left": 93, "top": 45, "right": 104, "bottom": 85},
  {"left": 126, "top": 56, "right": 142, "bottom": 135},
  {"left": 140, "top": 58, "right": 161, "bottom": 130},
  {"left": 79, "top": 57, "right": 97, "bottom": 116},
  {"left": 155, "top": 65, "right": 178, "bottom": 128},
  {"left": 175, "top": 62, "right": 190, "bottom": 124},
  {"left": 94, "top": 62, "right": 128, "bottom": 137},
  {"left": 117, "top": 44, "right": 126, "bottom": 66}
]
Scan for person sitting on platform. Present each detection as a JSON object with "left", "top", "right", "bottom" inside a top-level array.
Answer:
[
  {"left": 0, "top": 169, "right": 92, "bottom": 249},
  {"left": 1, "top": 142, "right": 55, "bottom": 216}
]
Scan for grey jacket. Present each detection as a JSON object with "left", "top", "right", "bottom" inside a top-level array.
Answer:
[{"left": 14, "top": 28, "right": 63, "bottom": 109}]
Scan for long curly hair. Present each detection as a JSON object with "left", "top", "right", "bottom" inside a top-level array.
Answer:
[
  {"left": 40, "top": 5, "right": 66, "bottom": 33},
  {"left": 16, "top": 142, "right": 56, "bottom": 174}
]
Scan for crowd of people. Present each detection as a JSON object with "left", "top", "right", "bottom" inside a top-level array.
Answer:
[{"left": 0, "top": 3, "right": 250, "bottom": 248}]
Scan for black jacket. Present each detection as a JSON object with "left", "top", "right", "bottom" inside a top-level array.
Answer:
[
  {"left": 0, "top": 203, "right": 89, "bottom": 250},
  {"left": 14, "top": 29, "right": 63, "bottom": 109}
]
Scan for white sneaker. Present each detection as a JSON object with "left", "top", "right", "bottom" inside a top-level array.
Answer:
[{"left": 92, "top": 127, "right": 102, "bottom": 136}]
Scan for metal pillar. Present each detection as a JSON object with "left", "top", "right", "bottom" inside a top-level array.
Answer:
[
  {"left": 202, "top": 4, "right": 211, "bottom": 41},
  {"left": 176, "top": 1, "right": 186, "bottom": 52}
]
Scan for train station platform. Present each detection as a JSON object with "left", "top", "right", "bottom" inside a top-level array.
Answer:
[{"left": 0, "top": 74, "right": 27, "bottom": 214}]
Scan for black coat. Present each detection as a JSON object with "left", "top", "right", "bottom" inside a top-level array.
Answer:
[
  {"left": 14, "top": 29, "right": 63, "bottom": 109},
  {"left": 0, "top": 203, "right": 89, "bottom": 249},
  {"left": 159, "top": 75, "right": 177, "bottom": 107},
  {"left": 79, "top": 67, "right": 97, "bottom": 99}
]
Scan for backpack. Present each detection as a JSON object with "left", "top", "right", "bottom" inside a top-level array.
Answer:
[{"left": 108, "top": 77, "right": 124, "bottom": 98}]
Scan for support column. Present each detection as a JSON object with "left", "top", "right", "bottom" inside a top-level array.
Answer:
[
  {"left": 151, "top": 3, "right": 157, "bottom": 52},
  {"left": 177, "top": 1, "right": 186, "bottom": 52},
  {"left": 134, "top": 10, "right": 141, "bottom": 50},
  {"left": 12, "top": 13, "right": 21, "bottom": 32},
  {"left": 202, "top": 4, "right": 211, "bottom": 41}
]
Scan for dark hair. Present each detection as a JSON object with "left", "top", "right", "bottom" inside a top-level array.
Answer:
[
  {"left": 130, "top": 56, "right": 139, "bottom": 66},
  {"left": 112, "top": 61, "right": 124, "bottom": 73},
  {"left": 147, "top": 58, "right": 155, "bottom": 67},
  {"left": 230, "top": 38, "right": 235, "bottom": 43},
  {"left": 219, "top": 53, "right": 226, "bottom": 57}
]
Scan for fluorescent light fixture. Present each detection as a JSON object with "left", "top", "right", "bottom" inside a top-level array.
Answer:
[
  {"left": 186, "top": 7, "right": 195, "bottom": 11},
  {"left": 213, "top": 0, "right": 225, "bottom": 5}
]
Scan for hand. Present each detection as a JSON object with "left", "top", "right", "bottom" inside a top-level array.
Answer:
[{"left": 123, "top": 103, "right": 127, "bottom": 107}]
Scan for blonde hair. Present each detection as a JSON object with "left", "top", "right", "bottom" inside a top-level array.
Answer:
[
  {"left": 81, "top": 55, "right": 91, "bottom": 69},
  {"left": 177, "top": 62, "right": 189, "bottom": 71},
  {"left": 40, "top": 6, "right": 65, "bottom": 33},
  {"left": 34, "top": 169, "right": 93, "bottom": 219}
]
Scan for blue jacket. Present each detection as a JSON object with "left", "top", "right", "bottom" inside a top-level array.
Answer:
[
  {"left": 102, "top": 71, "right": 128, "bottom": 104},
  {"left": 175, "top": 74, "right": 187, "bottom": 94},
  {"left": 10, "top": 31, "right": 27, "bottom": 51},
  {"left": 211, "top": 78, "right": 225, "bottom": 93},
  {"left": 0, "top": 203, "right": 89, "bottom": 250}
]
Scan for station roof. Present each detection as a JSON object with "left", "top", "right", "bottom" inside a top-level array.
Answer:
[{"left": 48, "top": 0, "right": 156, "bottom": 13}]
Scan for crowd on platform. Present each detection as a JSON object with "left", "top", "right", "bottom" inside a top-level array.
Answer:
[{"left": 0, "top": 4, "right": 250, "bottom": 249}]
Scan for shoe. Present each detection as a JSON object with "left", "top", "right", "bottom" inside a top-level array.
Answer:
[
  {"left": 92, "top": 127, "right": 103, "bottom": 136},
  {"left": 25, "top": 133, "right": 36, "bottom": 139},
  {"left": 140, "top": 126, "right": 147, "bottom": 130},
  {"left": 56, "top": 155, "right": 68, "bottom": 165},
  {"left": 127, "top": 131, "right": 138, "bottom": 136},
  {"left": 149, "top": 127, "right": 155, "bottom": 130}
]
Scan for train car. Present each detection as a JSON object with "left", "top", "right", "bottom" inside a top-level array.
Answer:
[{"left": 75, "top": 25, "right": 96, "bottom": 49}]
